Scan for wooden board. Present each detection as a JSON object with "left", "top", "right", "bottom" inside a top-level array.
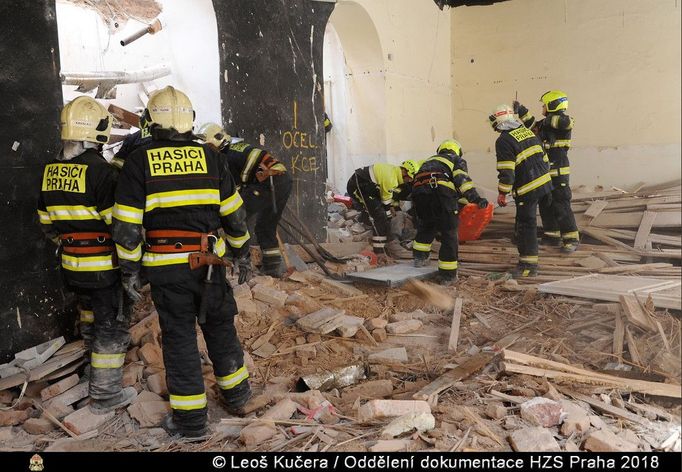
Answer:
[
  {"left": 538, "top": 274, "right": 681, "bottom": 310},
  {"left": 412, "top": 353, "right": 492, "bottom": 402},
  {"left": 347, "top": 263, "right": 438, "bottom": 287},
  {"left": 613, "top": 310, "right": 624, "bottom": 363},
  {"left": 634, "top": 211, "right": 658, "bottom": 249},
  {"left": 584, "top": 200, "right": 609, "bottom": 226},
  {"left": 447, "top": 298, "right": 463, "bottom": 352},
  {"left": 557, "top": 388, "right": 650, "bottom": 426},
  {"left": 0, "top": 349, "right": 85, "bottom": 391},
  {"left": 619, "top": 294, "right": 656, "bottom": 331}
]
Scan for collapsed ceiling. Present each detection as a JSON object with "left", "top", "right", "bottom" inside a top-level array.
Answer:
[{"left": 433, "top": 0, "right": 509, "bottom": 9}]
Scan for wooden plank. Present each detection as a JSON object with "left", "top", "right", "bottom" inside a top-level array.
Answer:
[
  {"left": 447, "top": 298, "right": 463, "bottom": 352},
  {"left": 634, "top": 211, "right": 658, "bottom": 249},
  {"left": 595, "top": 252, "right": 619, "bottom": 267},
  {"left": 556, "top": 388, "right": 650, "bottom": 426},
  {"left": 501, "top": 362, "right": 680, "bottom": 398},
  {"left": 619, "top": 294, "right": 656, "bottom": 332},
  {"left": 599, "top": 263, "right": 672, "bottom": 275},
  {"left": 576, "top": 255, "right": 607, "bottom": 270},
  {"left": 613, "top": 310, "right": 624, "bottom": 363},
  {"left": 0, "top": 349, "right": 85, "bottom": 391},
  {"left": 502, "top": 349, "right": 681, "bottom": 398},
  {"left": 625, "top": 326, "right": 643, "bottom": 366},
  {"left": 412, "top": 353, "right": 492, "bottom": 402},
  {"left": 584, "top": 200, "right": 609, "bottom": 226},
  {"left": 107, "top": 104, "right": 140, "bottom": 127}
]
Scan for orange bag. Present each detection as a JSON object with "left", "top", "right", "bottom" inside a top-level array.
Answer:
[{"left": 458, "top": 203, "right": 494, "bottom": 242}]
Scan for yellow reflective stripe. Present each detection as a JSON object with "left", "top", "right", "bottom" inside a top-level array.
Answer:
[
  {"left": 559, "top": 166, "right": 570, "bottom": 175},
  {"left": 116, "top": 243, "right": 142, "bottom": 262},
  {"left": 169, "top": 393, "right": 208, "bottom": 411},
  {"left": 220, "top": 192, "right": 244, "bottom": 217},
  {"left": 437, "top": 181, "right": 455, "bottom": 191},
  {"left": 216, "top": 366, "right": 249, "bottom": 390},
  {"left": 46, "top": 205, "right": 100, "bottom": 221},
  {"left": 498, "top": 183, "right": 513, "bottom": 193},
  {"left": 515, "top": 145, "right": 544, "bottom": 164},
  {"left": 458, "top": 198, "right": 469, "bottom": 205},
  {"left": 113, "top": 203, "right": 144, "bottom": 224},
  {"left": 37, "top": 209, "right": 52, "bottom": 224},
  {"left": 262, "top": 248, "right": 281, "bottom": 256},
  {"left": 225, "top": 231, "right": 249, "bottom": 249},
  {"left": 412, "top": 241, "right": 432, "bottom": 252},
  {"left": 99, "top": 206, "right": 113, "bottom": 225},
  {"left": 459, "top": 181, "right": 475, "bottom": 193},
  {"left": 427, "top": 156, "right": 455, "bottom": 171},
  {"left": 516, "top": 173, "right": 551, "bottom": 196},
  {"left": 550, "top": 115, "right": 560, "bottom": 128},
  {"left": 79, "top": 310, "right": 94, "bottom": 323},
  {"left": 145, "top": 189, "right": 220, "bottom": 212},
  {"left": 438, "top": 260, "right": 458, "bottom": 270},
  {"left": 110, "top": 157, "right": 125, "bottom": 169},
  {"left": 61, "top": 254, "right": 116, "bottom": 272},
  {"left": 452, "top": 169, "right": 467, "bottom": 177},
  {"left": 549, "top": 169, "right": 559, "bottom": 177},
  {"left": 544, "top": 231, "right": 561, "bottom": 238},
  {"left": 562, "top": 231, "right": 580, "bottom": 240},
  {"left": 215, "top": 237, "right": 226, "bottom": 257},
  {"left": 91, "top": 352, "right": 125, "bottom": 369},
  {"left": 497, "top": 161, "right": 515, "bottom": 170},
  {"left": 550, "top": 140, "right": 571, "bottom": 148},
  {"left": 519, "top": 255, "right": 539, "bottom": 264},
  {"left": 142, "top": 251, "right": 191, "bottom": 267},
  {"left": 241, "top": 148, "right": 262, "bottom": 183}
]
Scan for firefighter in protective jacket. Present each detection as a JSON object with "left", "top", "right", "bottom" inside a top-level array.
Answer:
[
  {"left": 199, "top": 123, "right": 291, "bottom": 278},
  {"left": 38, "top": 96, "right": 136, "bottom": 414},
  {"left": 515, "top": 90, "right": 579, "bottom": 252},
  {"left": 490, "top": 104, "right": 553, "bottom": 278},
  {"left": 347, "top": 162, "right": 417, "bottom": 255},
  {"left": 113, "top": 87, "right": 252, "bottom": 437},
  {"left": 411, "top": 140, "right": 488, "bottom": 284}
]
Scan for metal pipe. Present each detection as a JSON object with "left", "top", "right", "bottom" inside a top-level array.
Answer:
[{"left": 120, "top": 18, "right": 162, "bottom": 47}]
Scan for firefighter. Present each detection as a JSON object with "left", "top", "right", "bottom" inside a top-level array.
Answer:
[
  {"left": 490, "top": 104, "right": 552, "bottom": 278},
  {"left": 113, "top": 87, "right": 252, "bottom": 437},
  {"left": 37, "top": 96, "right": 136, "bottom": 414},
  {"left": 198, "top": 122, "right": 291, "bottom": 278},
  {"left": 347, "top": 162, "right": 417, "bottom": 255},
  {"left": 515, "top": 91, "right": 579, "bottom": 252},
  {"left": 411, "top": 140, "right": 488, "bottom": 284},
  {"left": 110, "top": 114, "right": 152, "bottom": 170}
]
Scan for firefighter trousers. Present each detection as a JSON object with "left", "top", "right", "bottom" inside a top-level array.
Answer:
[
  {"left": 515, "top": 196, "right": 542, "bottom": 267},
  {"left": 242, "top": 173, "right": 292, "bottom": 267},
  {"left": 412, "top": 192, "right": 459, "bottom": 276},
  {"left": 150, "top": 267, "right": 250, "bottom": 430},
  {"left": 539, "top": 178, "right": 579, "bottom": 242},
  {"left": 75, "top": 284, "right": 132, "bottom": 400}
]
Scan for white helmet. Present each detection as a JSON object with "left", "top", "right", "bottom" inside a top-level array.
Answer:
[
  {"left": 197, "top": 122, "right": 230, "bottom": 150},
  {"left": 488, "top": 104, "right": 516, "bottom": 130}
]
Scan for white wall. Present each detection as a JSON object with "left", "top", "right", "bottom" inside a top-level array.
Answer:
[
  {"left": 451, "top": 0, "right": 682, "bottom": 190},
  {"left": 56, "top": 0, "right": 220, "bottom": 132}
]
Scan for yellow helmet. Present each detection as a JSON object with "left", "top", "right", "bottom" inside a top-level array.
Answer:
[
  {"left": 198, "top": 122, "right": 230, "bottom": 150},
  {"left": 488, "top": 104, "right": 516, "bottom": 129},
  {"left": 540, "top": 90, "right": 568, "bottom": 112},
  {"left": 436, "top": 139, "right": 462, "bottom": 157},
  {"left": 145, "top": 86, "right": 194, "bottom": 133},
  {"left": 400, "top": 159, "right": 422, "bottom": 178},
  {"left": 60, "top": 96, "right": 112, "bottom": 144}
]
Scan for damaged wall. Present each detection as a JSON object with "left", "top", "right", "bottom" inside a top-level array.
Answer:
[
  {"left": 214, "top": 0, "right": 334, "bottom": 241},
  {"left": 451, "top": 0, "right": 682, "bottom": 190},
  {"left": 326, "top": 0, "right": 453, "bottom": 177},
  {"left": 0, "top": 0, "right": 70, "bottom": 362}
]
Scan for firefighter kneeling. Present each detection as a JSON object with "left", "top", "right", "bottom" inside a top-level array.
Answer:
[{"left": 113, "top": 87, "right": 252, "bottom": 437}]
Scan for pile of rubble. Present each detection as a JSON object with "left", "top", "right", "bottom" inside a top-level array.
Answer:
[
  {"left": 326, "top": 201, "right": 373, "bottom": 244},
  {"left": 2, "top": 264, "right": 679, "bottom": 452}
]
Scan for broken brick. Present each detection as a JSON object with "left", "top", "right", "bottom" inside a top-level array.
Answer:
[
  {"left": 0, "top": 390, "right": 15, "bottom": 404},
  {"left": 146, "top": 372, "right": 168, "bottom": 396},
  {"left": 368, "top": 347, "right": 408, "bottom": 364},
  {"left": 43, "top": 400, "right": 74, "bottom": 420},
  {"left": 365, "top": 318, "right": 388, "bottom": 330},
  {"left": 509, "top": 427, "right": 561, "bottom": 452},
  {"left": 40, "top": 374, "right": 80, "bottom": 401},
  {"left": 372, "top": 328, "right": 387, "bottom": 343},
  {"left": 0, "top": 409, "right": 30, "bottom": 426},
  {"left": 252, "top": 284, "right": 288, "bottom": 307},
  {"left": 584, "top": 429, "right": 639, "bottom": 452},
  {"left": 63, "top": 407, "right": 115, "bottom": 435},
  {"left": 23, "top": 417, "right": 56, "bottom": 435},
  {"left": 485, "top": 403, "right": 507, "bottom": 420},
  {"left": 44, "top": 382, "right": 89, "bottom": 408},
  {"left": 125, "top": 346, "right": 140, "bottom": 363},
  {"left": 138, "top": 343, "right": 164, "bottom": 367},
  {"left": 341, "top": 380, "right": 393, "bottom": 402},
  {"left": 385, "top": 319, "right": 423, "bottom": 335},
  {"left": 520, "top": 397, "right": 563, "bottom": 427},
  {"left": 357, "top": 399, "right": 430, "bottom": 422},
  {"left": 122, "top": 363, "right": 145, "bottom": 387},
  {"left": 127, "top": 401, "right": 170, "bottom": 428}
]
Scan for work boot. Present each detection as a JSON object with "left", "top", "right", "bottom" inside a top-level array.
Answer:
[
  {"left": 386, "top": 239, "right": 412, "bottom": 259},
  {"left": 435, "top": 271, "right": 458, "bottom": 286},
  {"left": 413, "top": 253, "right": 430, "bottom": 268},
  {"left": 219, "top": 383, "right": 252, "bottom": 416},
  {"left": 261, "top": 258, "right": 286, "bottom": 278},
  {"left": 89, "top": 386, "right": 137, "bottom": 415},
  {"left": 161, "top": 413, "right": 209, "bottom": 439},
  {"left": 560, "top": 240, "right": 579, "bottom": 254},
  {"left": 511, "top": 264, "right": 538, "bottom": 279}
]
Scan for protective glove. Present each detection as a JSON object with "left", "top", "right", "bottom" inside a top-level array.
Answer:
[
  {"left": 122, "top": 272, "right": 143, "bottom": 303},
  {"left": 236, "top": 255, "right": 253, "bottom": 285},
  {"left": 477, "top": 198, "right": 489, "bottom": 209},
  {"left": 497, "top": 193, "right": 507, "bottom": 207}
]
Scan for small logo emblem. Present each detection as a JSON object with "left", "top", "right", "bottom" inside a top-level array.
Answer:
[{"left": 29, "top": 454, "right": 44, "bottom": 471}]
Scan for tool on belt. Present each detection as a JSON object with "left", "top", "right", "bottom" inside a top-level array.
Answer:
[
  {"left": 60, "top": 232, "right": 114, "bottom": 255},
  {"left": 255, "top": 154, "right": 285, "bottom": 183},
  {"left": 146, "top": 230, "right": 232, "bottom": 324}
]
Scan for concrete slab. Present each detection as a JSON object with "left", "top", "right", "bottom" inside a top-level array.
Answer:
[{"left": 347, "top": 263, "right": 438, "bottom": 287}]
